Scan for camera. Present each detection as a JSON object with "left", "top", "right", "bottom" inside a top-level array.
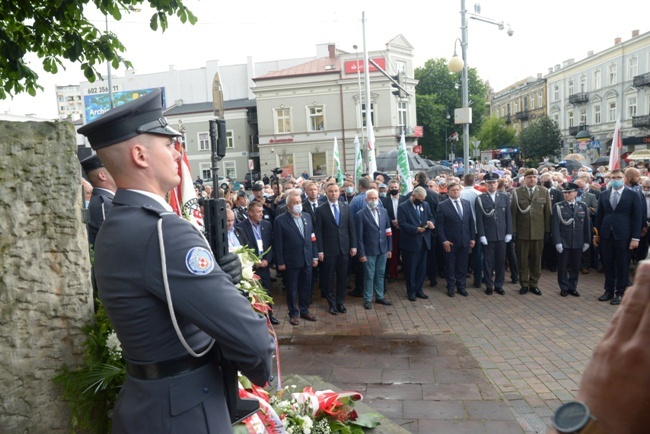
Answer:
[{"left": 271, "top": 167, "right": 283, "bottom": 175}]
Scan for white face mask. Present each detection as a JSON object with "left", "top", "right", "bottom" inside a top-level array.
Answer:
[
  {"left": 292, "top": 204, "right": 303, "bottom": 214},
  {"left": 644, "top": 191, "right": 650, "bottom": 197},
  {"left": 367, "top": 200, "right": 378, "bottom": 209}
]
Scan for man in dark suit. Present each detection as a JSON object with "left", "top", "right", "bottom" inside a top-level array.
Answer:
[
  {"left": 238, "top": 201, "right": 279, "bottom": 325},
  {"left": 302, "top": 181, "right": 321, "bottom": 220},
  {"left": 595, "top": 168, "right": 642, "bottom": 305},
  {"left": 475, "top": 173, "right": 512, "bottom": 295},
  {"left": 273, "top": 191, "right": 319, "bottom": 324},
  {"left": 382, "top": 179, "right": 407, "bottom": 282},
  {"left": 437, "top": 182, "right": 476, "bottom": 297},
  {"left": 315, "top": 183, "right": 357, "bottom": 315},
  {"left": 398, "top": 186, "right": 435, "bottom": 301},
  {"left": 552, "top": 183, "right": 591, "bottom": 297},
  {"left": 226, "top": 208, "right": 248, "bottom": 251},
  {"left": 80, "top": 154, "right": 116, "bottom": 245},
  {"left": 357, "top": 189, "right": 393, "bottom": 309}
]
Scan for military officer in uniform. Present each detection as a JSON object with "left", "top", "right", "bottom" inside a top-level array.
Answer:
[
  {"left": 511, "top": 168, "right": 552, "bottom": 296},
  {"left": 475, "top": 172, "right": 512, "bottom": 295},
  {"left": 552, "top": 182, "right": 591, "bottom": 297},
  {"left": 80, "top": 154, "right": 116, "bottom": 245},
  {"left": 79, "top": 89, "right": 274, "bottom": 434}
]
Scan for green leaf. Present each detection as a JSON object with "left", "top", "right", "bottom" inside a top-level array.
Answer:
[{"left": 350, "top": 412, "right": 382, "bottom": 428}]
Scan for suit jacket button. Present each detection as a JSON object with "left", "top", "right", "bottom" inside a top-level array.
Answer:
[{"left": 203, "top": 386, "right": 209, "bottom": 393}]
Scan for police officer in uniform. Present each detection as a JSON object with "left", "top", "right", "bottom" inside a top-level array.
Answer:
[
  {"left": 475, "top": 172, "right": 512, "bottom": 295},
  {"left": 80, "top": 154, "right": 116, "bottom": 245},
  {"left": 552, "top": 183, "right": 591, "bottom": 297},
  {"left": 78, "top": 89, "right": 274, "bottom": 434}
]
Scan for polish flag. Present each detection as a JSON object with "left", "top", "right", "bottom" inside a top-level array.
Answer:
[
  {"left": 608, "top": 116, "right": 622, "bottom": 170},
  {"left": 169, "top": 140, "right": 204, "bottom": 229}
]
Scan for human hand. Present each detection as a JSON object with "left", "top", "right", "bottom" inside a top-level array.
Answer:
[
  {"left": 387, "top": 251, "right": 392, "bottom": 259},
  {"left": 443, "top": 241, "right": 452, "bottom": 253},
  {"left": 480, "top": 236, "right": 488, "bottom": 246},
  {"left": 630, "top": 240, "right": 639, "bottom": 250},
  {"left": 258, "top": 259, "right": 268, "bottom": 268},
  {"left": 318, "top": 252, "right": 324, "bottom": 262},
  {"left": 555, "top": 244, "right": 563, "bottom": 254},
  {"left": 350, "top": 248, "right": 357, "bottom": 257},
  {"left": 218, "top": 252, "right": 242, "bottom": 285},
  {"left": 278, "top": 264, "right": 286, "bottom": 271},
  {"left": 312, "top": 259, "right": 318, "bottom": 267},
  {"left": 359, "top": 256, "right": 367, "bottom": 263},
  {"left": 469, "top": 240, "right": 475, "bottom": 249},
  {"left": 427, "top": 221, "right": 435, "bottom": 230},
  {"left": 416, "top": 227, "right": 425, "bottom": 233},
  {"left": 574, "top": 260, "right": 650, "bottom": 434}
]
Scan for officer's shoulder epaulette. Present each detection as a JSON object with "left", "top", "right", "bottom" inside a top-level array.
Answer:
[{"left": 141, "top": 203, "right": 176, "bottom": 217}]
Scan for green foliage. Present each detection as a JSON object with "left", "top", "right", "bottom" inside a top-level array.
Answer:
[
  {"left": 517, "top": 115, "right": 563, "bottom": 165},
  {"left": 53, "top": 302, "right": 125, "bottom": 434},
  {"left": 415, "top": 58, "right": 488, "bottom": 160},
  {"left": 476, "top": 115, "right": 517, "bottom": 151},
  {"left": 0, "top": 0, "right": 197, "bottom": 99}
]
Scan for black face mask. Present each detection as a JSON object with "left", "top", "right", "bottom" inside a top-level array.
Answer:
[
  {"left": 413, "top": 198, "right": 423, "bottom": 206},
  {"left": 389, "top": 189, "right": 399, "bottom": 196},
  {"left": 542, "top": 181, "right": 552, "bottom": 188}
]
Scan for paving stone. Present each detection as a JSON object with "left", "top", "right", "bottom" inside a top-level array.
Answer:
[
  {"left": 418, "top": 419, "right": 485, "bottom": 434},
  {"left": 403, "top": 400, "right": 466, "bottom": 419},
  {"left": 484, "top": 420, "right": 526, "bottom": 434},
  {"left": 382, "top": 368, "right": 436, "bottom": 384},
  {"left": 366, "top": 383, "right": 423, "bottom": 400},
  {"left": 422, "top": 383, "right": 482, "bottom": 400},
  {"left": 464, "top": 400, "right": 516, "bottom": 421}
]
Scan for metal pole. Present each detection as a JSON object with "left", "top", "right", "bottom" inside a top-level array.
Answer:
[
  {"left": 354, "top": 46, "right": 365, "bottom": 149},
  {"left": 460, "top": 0, "right": 469, "bottom": 172},
  {"left": 105, "top": 15, "right": 114, "bottom": 109}
]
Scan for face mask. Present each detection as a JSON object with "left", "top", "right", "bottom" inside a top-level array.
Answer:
[
  {"left": 542, "top": 181, "right": 552, "bottom": 189},
  {"left": 389, "top": 189, "right": 399, "bottom": 196},
  {"left": 345, "top": 187, "right": 354, "bottom": 195},
  {"left": 292, "top": 204, "right": 303, "bottom": 214},
  {"left": 552, "top": 181, "right": 559, "bottom": 188},
  {"left": 368, "top": 200, "right": 378, "bottom": 209},
  {"left": 379, "top": 192, "right": 386, "bottom": 198},
  {"left": 413, "top": 198, "right": 423, "bottom": 206},
  {"left": 439, "top": 180, "right": 446, "bottom": 186},
  {"left": 610, "top": 179, "right": 623, "bottom": 189},
  {"left": 644, "top": 191, "right": 650, "bottom": 197}
]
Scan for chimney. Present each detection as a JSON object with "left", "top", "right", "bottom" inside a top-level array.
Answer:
[
  {"left": 537, "top": 73, "right": 542, "bottom": 79},
  {"left": 587, "top": 50, "right": 594, "bottom": 57},
  {"left": 614, "top": 37, "right": 622, "bottom": 45},
  {"left": 632, "top": 29, "right": 640, "bottom": 37},
  {"left": 328, "top": 44, "right": 336, "bottom": 59}
]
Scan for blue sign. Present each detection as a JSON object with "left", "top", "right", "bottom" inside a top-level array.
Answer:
[
  {"left": 83, "top": 87, "right": 166, "bottom": 123},
  {"left": 592, "top": 140, "right": 601, "bottom": 149}
]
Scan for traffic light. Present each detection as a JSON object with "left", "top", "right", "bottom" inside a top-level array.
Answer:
[{"left": 391, "top": 72, "right": 406, "bottom": 98}]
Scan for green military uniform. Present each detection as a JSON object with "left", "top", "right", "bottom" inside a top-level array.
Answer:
[{"left": 511, "top": 178, "right": 552, "bottom": 294}]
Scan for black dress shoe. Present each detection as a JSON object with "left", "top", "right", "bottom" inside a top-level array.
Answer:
[
  {"left": 519, "top": 287, "right": 529, "bottom": 295},
  {"left": 530, "top": 287, "right": 542, "bottom": 296},
  {"left": 375, "top": 298, "right": 392, "bottom": 306},
  {"left": 598, "top": 291, "right": 614, "bottom": 302},
  {"left": 485, "top": 288, "right": 493, "bottom": 295},
  {"left": 416, "top": 292, "right": 429, "bottom": 299},
  {"left": 568, "top": 289, "right": 580, "bottom": 297},
  {"left": 336, "top": 304, "right": 347, "bottom": 314},
  {"left": 329, "top": 306, "right": 338, "bottom": 315},
  {"left": 347, "top": 291, "right": 363, "bottom": 298},
  {"left": 363, "top": 301, "right": 373, "bottom": 310},
  {"left": 610, "top": 295, "right": 622, "bottom": 305},
  {"left": 458, "top": 289, "right": 469, "bottom": 297},
  {"left": 408, "top": 294, "right": 417, "bottom": 301},
  {"left": 289, "top": 317, "right": 299, "bottom": 326},
  {"left": 447, "top": 289, "right": 455, "bottom": 298},
  {"left": 495, "top": 288, "right": 505, "bottom": 295},
  {"left": 269, "top": 314, "right": 280, "bottom": 325},
  {"left": 300, "top": 312, "right": 317, "bottom": 322},
  {"left": 560, "top": 290, "right": 568, "bottom": 297}
]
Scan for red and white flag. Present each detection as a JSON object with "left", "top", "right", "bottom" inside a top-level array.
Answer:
[
  {"left": 608, "top": 116, "right": 622, "bottom": 170},
  {"left": 448, "top": 131, "right": 459, "bottom": 142},
  {"left": 169, "top": 140, "right": 204, "bottom": 229}
]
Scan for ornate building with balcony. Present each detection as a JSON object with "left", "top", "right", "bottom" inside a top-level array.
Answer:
[{"left": 489, "top": 74, "right": 547, "bottom": 134}]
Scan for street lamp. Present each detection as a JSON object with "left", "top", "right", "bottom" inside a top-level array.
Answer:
[{"left": 448, "top": 0, "right": 512, "bottom": 172}]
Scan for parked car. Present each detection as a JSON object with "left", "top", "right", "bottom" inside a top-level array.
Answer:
[
  {"left": 243, "top": 171, "right": 261, "bottom": 189},
  {"left": 203, "top": 176, "right": 231, "bottom": 190}
]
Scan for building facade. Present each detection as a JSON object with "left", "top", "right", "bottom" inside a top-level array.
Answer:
[{"left": 490, "top": 75, "right": 547, "bottom": 134}]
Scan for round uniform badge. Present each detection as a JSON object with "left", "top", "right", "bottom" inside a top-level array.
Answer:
[{"left": 185, "top": 247, "right": 215, "bottom": 275}]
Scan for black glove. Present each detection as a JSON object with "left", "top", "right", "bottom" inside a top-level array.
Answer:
[
  {"left": 218, "top": 252, "right": 242, "bottom": 285},
  {"left": 511, "top": 233, "right": 516, "bottom": 242}
]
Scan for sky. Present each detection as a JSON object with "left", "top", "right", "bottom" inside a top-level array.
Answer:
[{"left": 1, "top": 0, "right": 649, "bottom": 119}]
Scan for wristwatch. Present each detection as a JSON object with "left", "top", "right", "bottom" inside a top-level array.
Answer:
[{"left": 552, "top": 401, "right": 606, "bottom": 434}]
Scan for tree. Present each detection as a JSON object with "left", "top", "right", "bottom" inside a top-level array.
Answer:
[
  {"left": 476, "top": 115, "right": 517, "bottom": 151},
  {"left": 0, "top": 0, "right": 197, "bottom": 99},
  {"left": 415, "top": 58, "right": 488, "bottom": 161},
  {"left": 517, "top": 115, "right": 563, "bottom": 165}
]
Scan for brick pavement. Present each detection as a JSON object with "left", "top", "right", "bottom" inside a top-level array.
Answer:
[{"left": 271, "top": 267, "right": 616, "bottom": 433}]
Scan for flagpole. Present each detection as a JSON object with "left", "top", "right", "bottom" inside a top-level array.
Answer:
[{"left": 362, "top": 11, "right": 377, "bottom": 177}]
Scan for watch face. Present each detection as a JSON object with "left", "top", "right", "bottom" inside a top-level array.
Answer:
[{"left": 553, "top": 401, "right": 590, "bottom": 433}]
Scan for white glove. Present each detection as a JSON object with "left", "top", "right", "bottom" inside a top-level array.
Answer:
[
  {"left": 504, "top": 234, "right": 512, "bottom": 243},
  {"left": 583, "top": 243, "right": 590, "bottom": 252},
  {"left": 480, "top": 236, "right": 488, "bottom": 245},
  {"left": 555, "top": 244, "right": 563, "bottom": 254}
]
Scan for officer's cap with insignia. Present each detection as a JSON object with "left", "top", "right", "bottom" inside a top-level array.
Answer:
[
  {"left": 523, "top": 168, "right": 538, "bottom": 177},
  {"left": 483, "top": 172, "right": 500, "bottom": 182},
  {"left": 78, "top": 88, "right": 181, "bottom": 150},
  {"left": 562, "top": 182, "right": 579, "bottom": 192},
  {"left": 80, "top": 154, "right": 104, "bottom": 175}
]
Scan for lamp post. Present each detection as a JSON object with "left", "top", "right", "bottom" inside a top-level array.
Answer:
[{"left": 448, "top": 0, "right": 512, "bottom": 172}]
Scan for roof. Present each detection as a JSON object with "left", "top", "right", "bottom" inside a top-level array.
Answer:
[
  {"left": 164, "top": 99, "right": 256, "bottom": 116},
  {"left": 254, "top": 56, "right": 340, "bottom": 81}
]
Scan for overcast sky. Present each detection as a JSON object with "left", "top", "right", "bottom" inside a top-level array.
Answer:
[{"left": 1, "top": 0, "right": 648, "bottom": 119}]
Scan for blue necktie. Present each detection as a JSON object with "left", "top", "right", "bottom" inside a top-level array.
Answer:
[{"left": 333, "top": 203, "right": 340, "bottom": 225}]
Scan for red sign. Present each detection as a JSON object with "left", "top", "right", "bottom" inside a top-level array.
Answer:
[
  {"left": 413, "top": 145, "right": 422, "bottom": 154},
  {"left": 343, "top": 58, "right": 386, "bottom": 74}
]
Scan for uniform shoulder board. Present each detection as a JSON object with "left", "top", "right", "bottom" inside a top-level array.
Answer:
[{"left": 141, "top": 203, "right": 175, "bottom": 217}]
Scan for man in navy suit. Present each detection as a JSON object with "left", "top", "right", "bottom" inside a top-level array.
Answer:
[
  {"left": 398, "top": 186, "right": 435, "bottom": 301},
  {"left": 315, "top": 183, "right": 357, "bottom": 315},
  {"left": 357, "top": 189, "right": 393, "bottom": 309},
  {"left": 273, "top": 191, "right": 319, "bottom": 325},
  {"left": 238, "top": 201, "right": 279, "bottom": 325},
  {"left": 381, "top": 179, "right": 407, "bottom": 282},
  {"left": 595, "top": 168, "right": 642, "bottom": 305},
  {"left": 437, "top": 182, "right": 476, "bottom": 297}
]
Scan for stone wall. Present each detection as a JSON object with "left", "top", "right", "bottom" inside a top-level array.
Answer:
[{"left": 0, "top": 121, "right": 94, "bottom": 433}]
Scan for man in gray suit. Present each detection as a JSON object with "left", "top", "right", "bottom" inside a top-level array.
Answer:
[
  {"left": 79, "top": 89, "right": 274, "bottom": 433},
  {"left": 475, "top": 173, "right": 512, "bottom": 295}
]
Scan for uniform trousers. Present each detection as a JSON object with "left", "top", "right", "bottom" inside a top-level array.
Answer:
[
  {"left": 482, "top": 240, "right": 506, "bottom": 289},
  {"left": 557, "top": 248, "right": 581, "bottom": 292},
  {"left": 283, "top": 265, "right": 312, "bottom": 318},
  {"left": 471, "top": 236, "right": 483, "bottom": 286},
  {"left": 402, "top": 243, "right": 428, "bottom": 297},
  {"left": 516, "top": 239, "right": 544, "bottom": 288},
  {"left": 600, "top": 237, "right": 632, "bottom": 296}
]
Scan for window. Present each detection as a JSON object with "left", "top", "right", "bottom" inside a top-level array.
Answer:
[
  {"left": 223, "top": 161, "right": 236, "bottom": 180},
  {"left": 608, "top": 100, "right": 617, "bottom": 122},
  {"left": 361, "top": 102, "right": 375, "bottom": 127},
  {"left": 199, "top": 162, "right": 211, "bottom": 180},
  {"left": 552, "top": 112, "right": 560, "bottom": 125},
  {"left": 226, "top": 130, "right": 234, "bottom": 149},
  {"left": 530, "top": 93, "right": 535, "bottom": 109},
  {"left": 627, "top": 96, "right": 637, "bottom": 118},
  {"left": 568, "top": 79, "right": 574, "bottom": 96},
  {"left": 307, "top": 105, "right": 325, "bottom": 131},
  {"left": 553, "top": 85, "right": 559, "bottom": 101},
  {"left": 580, "top": 75, "right": 587, "bottom": 92},
  {"left": 198, "top": 132, "right": 210, "bottom": 151},
  {"left": 274, "top": 107, "right": 292, "bottom": 134},
  {"left": 593, "top": 105, "right": 601, "bottom": 124},
  {"left": 593, "top": 70, "right": 601, "bottom": 90},
  {"left": 396, "top": 60, "right": 406, "bottom": 74},
  {"left": 538, "top": 91, "right": 543, "bottom": 108},
  {"left": 514, "top": 101, "right": 519, "bottom": 113},
  {"left": 568, "top": 110, "right": 574, "bottom": 127},
  {"left": 608, "top": 64, "right": 617, "bottom": 85},
  {"left": 580, "top": 108, "right": 587, "bottom": 125},
  {"left": 397, "top": 101, "right": 407, "bottom": 127},
  {"left": 628, "top": 57, "right": 638, "bottom": 80}
]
